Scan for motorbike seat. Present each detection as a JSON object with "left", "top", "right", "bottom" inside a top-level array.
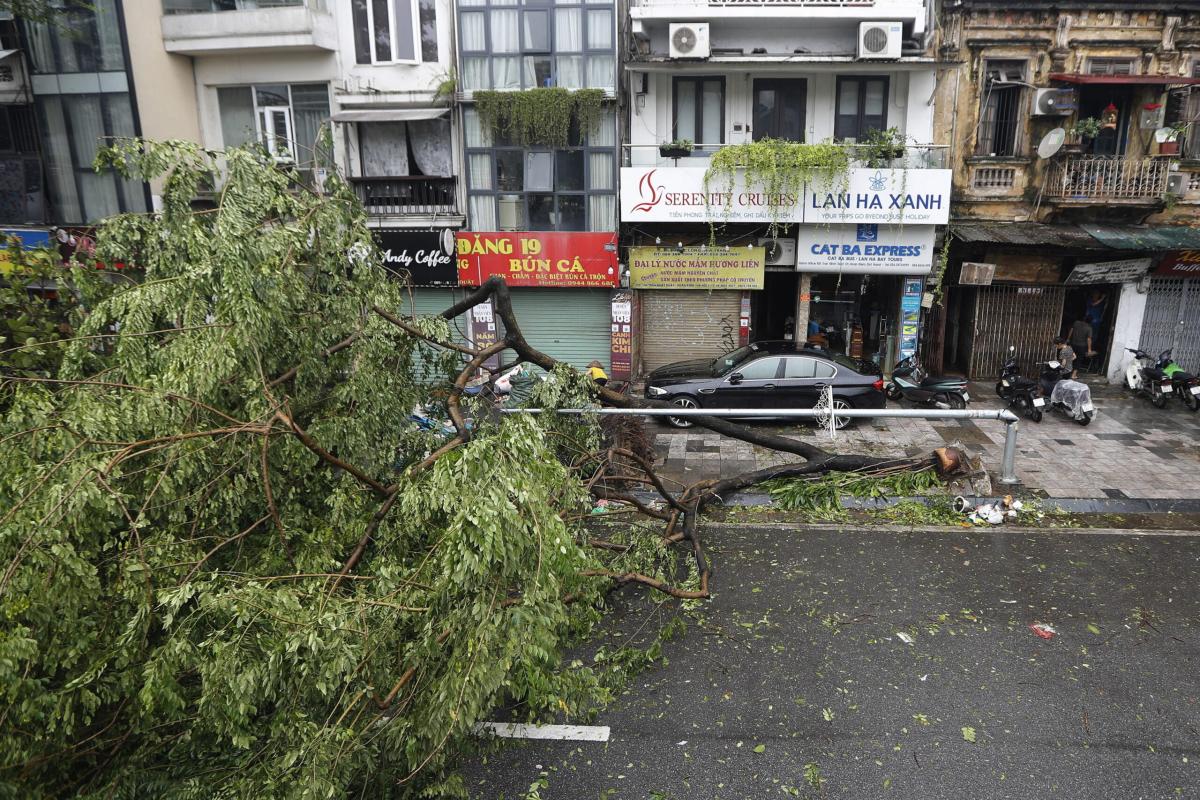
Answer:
[
  {"left": 1143, "top": 367, "right": 1166, "bottom": 380},
  {"left": 1011, "top": 377, "right": 1038, "bottom": 390},
  {"left": 1172, "top": 371, "right": 1195, "bottom": 381},
  {"left": 920, "top": 376, "right": 963, "bottom": 388}
]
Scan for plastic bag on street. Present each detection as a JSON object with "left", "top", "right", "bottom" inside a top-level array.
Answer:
[{"left": 1050, "top": 379, "right": 1092, "bottom": 419}]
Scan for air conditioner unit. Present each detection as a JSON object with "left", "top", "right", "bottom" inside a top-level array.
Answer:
[
  {"left": 857, "top": 21, "right": 902, "bottom": 60},
  {"left": 498, "top": 195, "right": 524, "bottom": 232},
  {"left": 669, "top": 22, "right": 710, "bottom": 60},
  {"left": 1032, "top": 88, "right": 1077, "bottom": 116},
  {"left": 1167, "top": 173, "right": 1187, "bottom": 195},
  {"left": 757, "top": 237, "right": 796, "bottom": 268}
]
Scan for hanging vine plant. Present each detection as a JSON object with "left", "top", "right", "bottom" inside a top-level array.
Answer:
[
  {"left": 703, "top": 139, "right": 851, "bottom": 239},
  {"left": 474, "top": 88, "right": 606, "bottom": 147}
]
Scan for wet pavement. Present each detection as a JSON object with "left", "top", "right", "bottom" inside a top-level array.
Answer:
[
  {"left": 463, "top": 524, "right": 1200, "bottom": 799},
  {"left": 650, "top": 378, "right": 1200, "bottom": 500}
]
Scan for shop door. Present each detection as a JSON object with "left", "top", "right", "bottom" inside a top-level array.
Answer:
[
  {"left": 968, "top": 285, "right": 1065, "bottom": 380},
  {"left": 640, "top": 290, "right": 742, "bottom": 373},
  {"left": 506, "top": 288, "right": 613, "bottom": 371},
  {"left": 1140, "top": 278, "right": 1200, "bottom": 371}
]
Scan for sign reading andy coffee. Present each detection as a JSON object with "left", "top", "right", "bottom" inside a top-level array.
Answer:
[
  {"left": 796, "top": 224, "right": 936, "bottom": 275},
  {"left": 629, "top": 247, "right": 765, "bottom": 290},
  {"left": 375, "top": 228, "right": 458, "bottom": 286},
  {"left": 456, "top": 232, "right": 618, "bottom": 288},
  {"left": 803, "top": 169, "right": 952, "bottom": 225},
  {"left": 620, "top": 168, "right": 804, "bottom": 224}
]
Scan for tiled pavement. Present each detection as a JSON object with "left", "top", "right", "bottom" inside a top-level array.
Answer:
[{"left": 650, "top": 378, "right": 1200, "bottom": 500}]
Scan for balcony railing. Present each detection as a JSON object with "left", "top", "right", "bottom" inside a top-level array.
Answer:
[
  {"left": 1047, "top": 156, "right": 1171, "bottom": 202},
  {"left": 163, "top": 0, "right": 326, "bottom": 13},
  {"left": 623, "top": 142, "right": 947, "bottom": 169},
  {"left": 350, "top": 176, "right": 458, "bottom": 217}
]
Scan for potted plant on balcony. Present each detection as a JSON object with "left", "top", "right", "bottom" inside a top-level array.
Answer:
[
  {"left": 1063, "top": 116, "right": 1103, "bottom": 154},
  {"left": 659, "top": 139, "right": 694, "bottom": 160},
  {"left": 856, "top": 127, "right": 909, "bottom": 167},
  {"left": 1158, "top": 122, "right": 1188, "bottom": 156}
]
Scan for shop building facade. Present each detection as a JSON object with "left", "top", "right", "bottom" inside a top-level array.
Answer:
[
  {"left": 619, "top": 0, "right": 950, "bottom": 376},
  {"left": 927, "top": 0, "right": 1200, "bottom": 383}
]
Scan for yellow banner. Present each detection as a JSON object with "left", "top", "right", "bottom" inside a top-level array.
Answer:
[{"left": 629, "top": 247, "right": 765, "bottom": 290}]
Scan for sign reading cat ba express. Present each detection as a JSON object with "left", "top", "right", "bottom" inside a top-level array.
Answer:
[
  {"left": 375, "top": 228, "right": 458, "bottom": 286},
  {"left": 795, "top": 224, "right": 936, "bottom": 274},
  {"left": 456, "top": 232, "right": 619, "bottom": 288},
  {"left": 629, "top": 247, "right": 765, "bottom": 290}
]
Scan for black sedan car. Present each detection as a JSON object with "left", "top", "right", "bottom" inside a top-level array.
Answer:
[{"left": 644, "top": 341, "right": 886, "bottom": 428}]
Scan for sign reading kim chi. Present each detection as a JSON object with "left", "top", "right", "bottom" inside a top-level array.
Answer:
[{"left": 629, "top": 247, "right": 765, "bottom": 290}]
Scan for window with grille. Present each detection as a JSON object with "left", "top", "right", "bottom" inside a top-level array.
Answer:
[
  {"left": 1086, "top": 58, "right": 1135, "bottom": 76},
  {"left": 976, "top": 60, "right": 1025, "bottom": 157}
]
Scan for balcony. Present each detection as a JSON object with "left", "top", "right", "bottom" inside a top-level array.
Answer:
[
  {"left": 1046, "top": 156, "right": 1172, "bottom": 205},
  {"left": 161, "top": 0, "right": 335, "bottom": 56},
  {"left": 350, "top": 177, "right": 459, "bottom": 219}
]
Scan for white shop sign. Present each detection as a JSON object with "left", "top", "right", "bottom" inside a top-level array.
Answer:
[
  {"left": 803, "top": 169, "right": 952, "bottom": 225},
  {"left": 620, "top": 167, "right": 804, "bottom": 224},
  {"left": 1065, "top": 257, "right": 1152, "bottom": 285},
  {"left": 795, "top": 224, "right": 937, "bottom": 274}
]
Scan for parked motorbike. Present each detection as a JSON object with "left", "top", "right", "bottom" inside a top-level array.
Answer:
[
  {"left": 996, "top": 346, "right": 1045, "bottom": 422},
  {"left": 1128, "top": 347, "right": 1195, "bottom": 412},
  {"left": 886, "top": 355, "right": 970, "bottom": 409},
  {"left": 1039, "top": 360, "right": 1094, "bottom": 426},
  {"left": 1124, "top": 348, "right": 1176, "bottom": 409}
]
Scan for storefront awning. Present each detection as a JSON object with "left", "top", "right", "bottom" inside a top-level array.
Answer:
[
  {"left": 1048, "top": 73, "right": 1200, "bottom": 86},
  {"left": 1079, "top": 224, "right": 1200, "bottom": 251},
  {"left": 330, "top": 108, "right": 447, "bottom": 123},
  {"left": 951, "top": 222, "right": 1109, "bottom": 249}
]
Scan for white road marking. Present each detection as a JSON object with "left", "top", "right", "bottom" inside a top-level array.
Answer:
[{"left": 474, "top": 722, "right": 611, "bottom": 742}]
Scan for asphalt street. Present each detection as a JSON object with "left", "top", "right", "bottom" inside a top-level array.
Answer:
[{"left": 464, "top": 524, "right": 1200, "bottom": 799}]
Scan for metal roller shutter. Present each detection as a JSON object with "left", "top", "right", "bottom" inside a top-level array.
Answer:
[
  {"left": 1140, "top": 278, "right": 1200, "bottom": 370},
  {"left": 639, "top": 290, "right": 742, "bottom": 373},
  {"left": 968, "top": 285, "right": 1065, "bottom": 380},
  {"left": 506, "top": 288, "right": 612, "bottom": 372},
  {"left": 395, "top": 289, "right": 470, "bottom": 384}
]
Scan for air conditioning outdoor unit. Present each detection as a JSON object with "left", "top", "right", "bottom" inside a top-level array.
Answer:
[
  {"left": 857, "top": 21, "right": 902, "bottom": 60},
  {"left": 1167, "top": 173, "right": 1187, "bottom": 195},
  {"left": 1032, "top": 88, "right": 1078, "bottom": 116},
  {"left": 669, "top": 22, "right": 710, "bottom": 60},
  {"left": 757, "top": 237, "right": 796, "bottom": 268}
]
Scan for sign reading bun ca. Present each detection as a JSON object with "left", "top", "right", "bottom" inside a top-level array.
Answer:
[{"left": 455, "top": 232, "right": 619, "bottom": 288}]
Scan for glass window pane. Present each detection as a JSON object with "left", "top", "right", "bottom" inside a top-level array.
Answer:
[
  {"left": 555, "top": 8, "right": 581, "bottom": 51},
  {"left": 588, "top": 152, "right": 613, "bottom": 190},
  {"left": 255, "top": 85, "right": 288, "bottom": 107},
  {"left": 814, "top": 361, "right": 836, "bottom": 379},
  {"left": 458, "top": 0, "right": 485, "bottom": 6},
  {"left": 783, "top": 357, "right": 815, "bottom": 379},
  {"left": 492, "top": 57, "right": 520, "bottom": 90},
  {"left": 460, "top": 12, "right": 486, "bottom": 51},
  {"left": 522, "top": 10, "right": 549, "bottom": 50},
  {"left": 351, "top": 0, "right": 371, "bottom": 63},
  {"left": 838, "top": 80, "right": 859, "bottom": 112},
  {"left": 675, "top": 80, "right": 696, "bottom": 141},
  {"left": 218, "top": 86, "right": 255, "bottom": 149},
  {"left": 586, "top": 55, "right": 613, "bottom": 91},
  {"left": 588, "top": 194, "right": 615, "bottom": 232},
  {"left": 371, "top": 0, "right": 392, "bottom": 61},
  {"left": 496, "top": 151, "right": 523, "bottom": 190},
  {"left": 462, "top": 57, "right": 489, "bottom": 90},
  {"left": 701, "top": 80, "right": 722, "bottom": 145},
  {"left": 587, "top": 9, "right": 612, "bottom": 50},
  {"left": 491, "top": 9, "right": 519, "bottom": 53},
  {"left": 418, "top": 0, "right": 438, "bottom": 62},
  {"left": 463, "top": 108, "right": 491, "bottom": 147},
  {"left": 738, "top": 357, "right": 780, "bottom": 380},
  {"left": 525, "top": 151, "right": 552, "bottom": 190},
  {"left": 468, "top": 153, "right": 492, "bottom": 189},
  {"left": 558, "top": 195, "right": 585, "bottom": 231},
  {"left": 523, "top": 56, "right": 552, "bottom": 88},
  {"left": 555, "top": 150, "right": 584, "bottom": 190},
  {"left": 392, "top": 0, "right": 417, "bottom": 61},
  {"left": 528, "top": 193, "right": 554, "bottom": 230},
  {"left": 864, "top": 79, "right": 886, "bottom": 116},
  {"left": 588, "top": 108, "right": 615, "bottom": 147},
  {"left": 556, "top": 55, "right": 583, "bottom": 89},
  {"left": 469, "top": 195, "right": 497, "bottom": 230}
]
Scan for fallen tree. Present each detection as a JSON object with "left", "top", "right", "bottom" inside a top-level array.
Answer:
[{"left": 0, "top": 140, "right": 957, "bottom": 798}]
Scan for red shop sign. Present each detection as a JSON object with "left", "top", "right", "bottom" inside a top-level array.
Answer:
[
  {"left": 1156, "top": 250, "right": 1200, "bottom": 277},
  {"left": 455, "top": 231, "right": 618, "bottom": 288}
]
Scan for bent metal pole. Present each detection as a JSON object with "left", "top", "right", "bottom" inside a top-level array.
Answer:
[{"left": 500, "top": 407, "right": 1022, "bottom": 486}]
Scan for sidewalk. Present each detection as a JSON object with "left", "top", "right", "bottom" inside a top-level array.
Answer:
[{"left": 649, "top": 378, "right": 1200, "bottom": 500}]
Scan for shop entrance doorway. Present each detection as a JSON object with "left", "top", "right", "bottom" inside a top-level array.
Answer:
[
  {"left": 806, "top": 273, "right": 900, "bottom": 367},
  {"left": 751, "top": 271, "right": 798, "bottom": 341},
  {"left": 1061, "top": 283, "right": 1119, "bottom": 375}
]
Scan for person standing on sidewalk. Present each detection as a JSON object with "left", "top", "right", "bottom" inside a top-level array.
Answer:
[{"left": 1068, "top": 317, "right": 1093, "bottom": 373}]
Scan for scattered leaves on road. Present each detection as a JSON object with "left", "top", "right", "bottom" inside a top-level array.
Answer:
[{"left": 962, "top": 726, "right": 977, "bottom": 743}]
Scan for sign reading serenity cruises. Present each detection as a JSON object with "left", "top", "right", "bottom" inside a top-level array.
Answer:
[{"left": 621, "top": 167, "right": 952, "bottom": 225}]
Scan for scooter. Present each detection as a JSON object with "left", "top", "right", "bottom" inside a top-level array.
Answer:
[
  {"left": 887, "top": 355, "right": 970, "bottom": 409},
  {"left": 1124, "top": 348, "right": 1175, "bottom": 409},
  {"left": 1039, "top": 360, "right": 1094, "bottom": 426},
  {"left": 996, "top": 346, "right": 1045, "bottom": 422},
  {"left": 1153, "top": 349, "right": 1200, "bottom": 413}
]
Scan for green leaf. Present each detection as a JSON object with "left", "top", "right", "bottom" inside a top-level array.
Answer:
[
  {"left": 753, "top": 744, "right": 766, "bottom": 753},
  {"left": 962, "top": 726, "right": 977, "bottom": 743}
]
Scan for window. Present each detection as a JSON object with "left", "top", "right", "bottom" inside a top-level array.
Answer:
[
  {"left": 673, "top": 76, "right": 724, "bottom": 147},
  {"left": 976, "top": 60, "right": 1025, "bottom": 157},
  {"left": 783, "top": 357, "right": 816, "bottom": 379},
  {"left": 735, "top": 357, "right": 782, "bottom": 381},
  {"left": 753, "top": 79, "right": 806, "bottom": 142},
  {"left": 834, "top": 76, "right": 888, "bottom": 141},
  {"left": 217, "top": 83, "right": 331, "bottom": 166},
  {"left": 1087, "top": 58, "right": 1135, "bottom": 76},
  {"left": 352, "top": 0, "right": 428, "bottom": 65},
  {"left": 1185, "top": 62, "right": 1200, "bottom": 159}
]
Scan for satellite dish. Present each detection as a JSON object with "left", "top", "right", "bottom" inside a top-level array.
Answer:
[
  {"left": 1037, "top": 128, "right": 1066, "bottom": 159},
  {"left": 1154, "top": 127, "right": 1174, "bottom": 143}
]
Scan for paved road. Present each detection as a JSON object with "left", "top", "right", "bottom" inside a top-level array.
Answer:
[
  {"left": 651, "top": 379, "right": 1200, "bottom": 500},
  {"left": 464, "top": 524, "right": 1200, "bottom": 799}
]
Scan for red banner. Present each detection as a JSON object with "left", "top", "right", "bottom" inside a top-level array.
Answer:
[
  {"left": 1156, "top": 250, "right": 1200, "bottom": 277},
  {"left": 455, "top": 232, "right": 618, "bottom": 288}
]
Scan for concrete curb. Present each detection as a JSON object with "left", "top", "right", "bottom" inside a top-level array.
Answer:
[{"left": 699, "top": 522, "right": 1200, "bottom": 537}]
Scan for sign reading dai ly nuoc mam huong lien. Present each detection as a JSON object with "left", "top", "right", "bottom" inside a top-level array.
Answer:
[
  {"left": 455, "top": 232, "right": 618, "bottom": 288},
  {"left": 629, "top": 247, "right": 765, "bottom": 290}
]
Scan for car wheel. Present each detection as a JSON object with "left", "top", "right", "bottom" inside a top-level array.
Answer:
[
  {"left": 667, "top": 396, "right": 699, "bottom": 428},
  {"left": 946, "top": 392, "right": 967, "bottom": 410},
  {"left": 830, "top": 398, "right": 854, "bottom": 430}
]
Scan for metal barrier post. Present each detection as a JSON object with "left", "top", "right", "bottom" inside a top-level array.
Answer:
[{"left": 1000, "top": 417, "right": 1019, "bottom": 486}]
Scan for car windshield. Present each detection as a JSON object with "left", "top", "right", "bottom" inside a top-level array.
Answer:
[{"left": 709, "top": 345, "right": 756, "bottom": 376}]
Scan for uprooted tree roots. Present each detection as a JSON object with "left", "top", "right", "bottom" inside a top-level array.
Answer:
[{"left": 378, "top": 275, "right": 967, "bottom": 601}]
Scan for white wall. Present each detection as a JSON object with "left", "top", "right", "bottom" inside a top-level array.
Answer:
[{"left": 1106, "top": 281, "right": 1148, "bottom": 385}]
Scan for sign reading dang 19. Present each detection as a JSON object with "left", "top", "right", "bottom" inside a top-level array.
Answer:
[
  {"left": 795, "top": 224, "right": 936, "bottom": 274},
  {"left": 455, "top": 232, "right": 618, "bottom": 288},
  {"left": 804, "top": 169, "right": 952, "bottom": 225}
]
